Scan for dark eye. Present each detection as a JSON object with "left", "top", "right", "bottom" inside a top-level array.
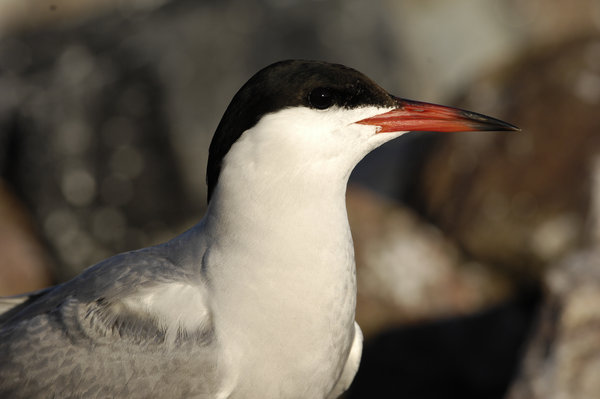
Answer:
[{"left": 308, "top": 87, "right": 335, "bottom": 110}]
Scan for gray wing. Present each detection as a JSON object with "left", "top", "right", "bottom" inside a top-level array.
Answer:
[{"left": 0, "top": 247, "right": 223, "bottom": 399}]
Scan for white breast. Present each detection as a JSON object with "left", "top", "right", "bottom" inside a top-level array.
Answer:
[{"left": 190, "top": 105, "right": 401, "bottom": 397}]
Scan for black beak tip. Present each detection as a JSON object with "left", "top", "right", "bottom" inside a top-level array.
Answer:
[
  {"left": 484, "top": 119, "right": 521, "bottom": 132},
  {"left": 506, "top": 122, "right": 521, "bottom": 132},
  {"left": 460, "top": 110, "right": 521, "bottom": 132}
]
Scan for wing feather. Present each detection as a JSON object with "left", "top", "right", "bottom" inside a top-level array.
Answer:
[{"left": 0, "top": 247, "right": 220, "bottom": 398}]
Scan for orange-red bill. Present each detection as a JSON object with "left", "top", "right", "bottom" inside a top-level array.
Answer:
[{"left": 356, "top": 97, "right": 520, "bottom": 133}]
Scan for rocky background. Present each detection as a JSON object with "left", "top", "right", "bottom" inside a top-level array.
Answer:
[{"left": 1, "top": 0, "right": 599, "bottom": 398}]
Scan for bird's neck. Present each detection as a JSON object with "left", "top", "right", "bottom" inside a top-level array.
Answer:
[
  {"left": 197, "top": 165, "right": 357, "bottom": 396},
  {"left": 203, "top": 166, "right": 356, "bottom": 310}
]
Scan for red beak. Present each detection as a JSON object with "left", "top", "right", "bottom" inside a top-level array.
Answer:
[{"left": 356, "top": 96, "right": 519, "bottom": 133}]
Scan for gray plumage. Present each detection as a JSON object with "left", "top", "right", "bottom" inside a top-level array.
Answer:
[{"left": 1, "top": 243, "right": 221, "bottom": 398}]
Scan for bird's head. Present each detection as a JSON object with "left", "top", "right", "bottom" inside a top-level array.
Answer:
[{"left": 206, "top": 60, "right": 518, "bottom": 202}]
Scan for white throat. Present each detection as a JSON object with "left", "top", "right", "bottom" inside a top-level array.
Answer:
[{"left": 195, "top": 106, "right": 403, "bottom": 397}]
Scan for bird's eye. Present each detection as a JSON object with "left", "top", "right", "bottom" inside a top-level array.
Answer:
[{"left": 308, "top": 87, "right": 335, "bottom": 110}]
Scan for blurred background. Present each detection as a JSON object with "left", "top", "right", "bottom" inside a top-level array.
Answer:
[{"left": 1, "top": 0, "right": 600, "bottom": 398}]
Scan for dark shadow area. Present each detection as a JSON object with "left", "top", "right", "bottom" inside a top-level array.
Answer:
[{"left": 347, "top": 286, "right": 542, "bottom": 399}]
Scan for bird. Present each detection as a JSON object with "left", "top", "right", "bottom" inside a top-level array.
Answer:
[{"left": 0, "top": 60, "right": 518, "bottom": 398}]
